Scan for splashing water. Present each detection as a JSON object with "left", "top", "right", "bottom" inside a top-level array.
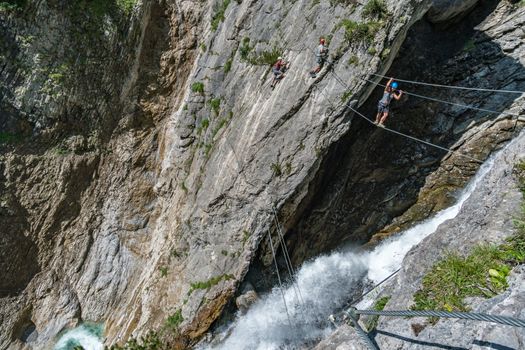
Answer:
[
  {"left": 54, "top": 323, "right": 104, "bottom": 350},
  {"left": 202, "top": 155, "right": 496, "bottom": 350}
]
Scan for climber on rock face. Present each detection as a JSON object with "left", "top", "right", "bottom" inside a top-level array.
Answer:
[
  {"left": 309, "top": 38, "right": 328, "bottom": 78},
  {"left": 271, "top": 56, "right": 288, "bottom": 89},
  {"left": 375, "top": 78, "right": 403, "bottom": 127}
]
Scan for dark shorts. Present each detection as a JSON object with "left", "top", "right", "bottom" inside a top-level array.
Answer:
[
  {"left": 378, "top": 102, "right": 389, "bottom": 114},
  {"left": 272, "top": 68, "right": 283, "bottom": 78},
  {"left": 317, "top": 56, "right": 326, "bottom": 66}
]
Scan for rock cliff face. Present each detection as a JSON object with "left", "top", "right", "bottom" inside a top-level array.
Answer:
[{"left": 0, "top": 0, "right": 524, "bottom": 349}]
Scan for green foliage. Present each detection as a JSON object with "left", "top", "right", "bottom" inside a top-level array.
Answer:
[
  {"left": 337, "top": 19, "right": 381, "bottom": 44},
  {"left": 221, "top": 250, "right": 228, "bottom": 256},
  {"left": 200, "top": 42, "right": 207, "bottom": 52},
  {"left": 211, "top": 118, "right": 228, "bottom": 139},
  {"left": 116, "top": 0, "right": 137, "bottom": 14},
  {"left": 188, "top": 274, "right": 234, "bottom": 296},
  {"left": 159, "top": 266, "right": 168, "bottom": 278},
  {"left": 0, "top": 0, "right": 25, "bottom": 11},
  {"left": 107, "top": 331, "right": 163, "bottom": 350},
  {"left": 412, "top": 238, "right": 525, "bottom": 322},
  {"left": 368, "top": 47, "right": 377, "bottom": 55},
  {"left": 165, "top": 309, "right": 184, "bottom": 330},
  {"left": 196, "top": 118, "right": 209, "bottom": 135},
  {"left": 366, "top": 296, "right": 390, "bottom": 330},
  {"left": 239, "top": 37, "right": 253, "bottom": 61},
  {"left": 463, "top": 39, "right": 475, "bottom": 52},
  {"left": 204, "top": 143, "right": 213, "bottom": 157},
  {"left": 209, "top": 98, "right": 221, "bottom": 115},
  {"left": 247, "top": 47, "right": 282, "bottom": 66},
  {"left": 271, "top": 163, "right": 282, "bottom": 177},
  {"left": 191, "top": 82, "right": 205, "bottom": 94},
  {"left": 347, "top": 55, "right": 359, "bottom": 66},
  {"left": 341, "top": 90, "right": 353, "bottom": 103},
  {"left": 380, "top": 48, "right": 391, "bottom": 60},
  {"left": 0, "top": 132, "right": 22, "bottom": 145},
  {"left": 211, "top": 0, "right": 231, "bottom": 31},
  {"left": 362, "top": 0, "right": 388, "bottom": 19},
  {"left": 242, "top": 230, "right": 250, "bottom": 244},
  {"left": 224, "top": 57, "right": 233, "bottom": 73},
  {"left": 180, "top": 181, "right": 188, "bottom": 193}
]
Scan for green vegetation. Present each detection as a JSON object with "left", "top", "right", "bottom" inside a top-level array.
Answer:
[
  {"left": 242, "top": 230, "right": 250, "bottom": 245},
  {"left": 224, "top": 57, "right": 233, "bottom": 73},
  {"left": 239, "top": 37, "right": 253, "bottom": 61},
  {"left": 463, "top": 39, "right": 475, "bottom": 52},
  {"left": 271, "top": 162, "right": 282, "bottom": 177},
  {"left": 159, "top": 266, "right": 168, "bottom": 278},
  {"left": 0, "top": 0, "right": 25, "bottom": 11},
  {"left": 247, "top": 47, "right": 282, "bottom": 66},
  {"left": 412, "top": 163, "right": 525, "bottom": 322},
  {"left": 341, "top": 90, "right": 353, "bottom": 103},
  {"left": 221, "top": 250, "right": 228, "bottom": 256},
  {"left": 380, "top": 48, "right": 391, "bottom": 60},
  {"left": 196, "top": 118, "right": 209, "bottom": 135},
  {"left": 368, "top": 47, "right": 377, "bottom": 55},
  {"left": 191, "top": 82, "right": 205, "bottom": 94},
  {"left": 366, "top": 296, "right": 390, "bottom": 330},
  {"left": 362, "top": 0, "right": 388, "bottom": 19},
  {"left": 107, "top": 331, "right": 163, "bottom": 350},
  {"left": 165, "top": 309, "right": 184, "bottom": 329},
  {"left": 347, "top": 55, "right": 359, "bottom": 66},
  {"left": 337, "top": 19, "right": 381, "bottom": 44},
  {"left": 211, "top": 0, "right": 231, "bottom": 31},
  {"left": 211, "top": 118, "right": 228, "bottom": 139},
  {"left": 203, "top": 143, "right": 213, "bottom": 158},
  {"left": 0, "top": 132, "right": 22, "bottom": 145},
  {"left": 200, "top": 42, "right": 207, "bottom": 52},
  {"left": 188, "top": 274, "right": 234, "bottom": 296},
  {"left": 116, "top": 0, "right": 137, "bottom": 14},
  {"left": 209, "top": 98, "right": 221, "bottom": 115}
]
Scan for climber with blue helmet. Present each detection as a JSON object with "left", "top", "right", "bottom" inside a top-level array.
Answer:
[{"left": 375, "top": 78, "right": 403, "bottom": 127}]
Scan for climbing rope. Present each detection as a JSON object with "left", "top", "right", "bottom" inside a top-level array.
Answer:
[
  {"left": 351, "top": 308, "right": 525, "bottom": 328},
  {"left": 314, "top": 72, "right": 484, "bottom": 163},
  {"left": 360, "top": 77, "right": 523, "bottom": 119},
  {"left": 271, "top": 205, "right": 306, "bottom": 305},
  {"left": 344, "top": 309, "right": 380, "bottom": 350},
  {"left": 372, "top": 73, "right": 525, "bottom": 95},
  {"left": 267, "top": 228, "right": 294, "bottom": 329},
  {"left": 351, "top": 268, "right": 401, "bottom": 306},
  {"left": 346, "top": 103, "right": 484, "bottom": 163}
]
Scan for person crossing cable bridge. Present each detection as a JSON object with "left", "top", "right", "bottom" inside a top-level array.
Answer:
[
  {"left": 374, "top": 78, "right": 403, "bottom": 127},
  {"left": 270, "top": 56, "right": 289, "bottom": 89},
  {"left": 309, "top": 37, "right": 329, "bottom": 78}
]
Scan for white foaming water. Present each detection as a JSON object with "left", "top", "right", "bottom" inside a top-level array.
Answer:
[
  {"left": 54, "top": 323, "right": 104, "bottom": 350},
  {"left": 202, "top": 155, "right": 495, "bottom": 350}
]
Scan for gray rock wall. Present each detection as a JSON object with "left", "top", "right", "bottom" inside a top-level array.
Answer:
[{"left": 0, "top": 0, "right": 524, "bottom": 349}]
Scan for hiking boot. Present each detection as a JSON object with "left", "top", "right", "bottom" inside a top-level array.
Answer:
[
  {"left": 378, "top": 123, "right": 385, "bottom": 128},
  {"left": 309, "top": 71, "right": 316, "bottom": 78}
]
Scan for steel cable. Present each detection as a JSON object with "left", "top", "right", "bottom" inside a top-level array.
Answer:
[
  {"left": 353, "top": 308, "right": 525, "bottom": 328},
  {"left": 372, "top": 73, "right": 525, "bottom": 95}
]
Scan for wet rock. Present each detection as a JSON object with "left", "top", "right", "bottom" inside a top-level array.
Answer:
[{"left": 235, "top": 283, "right": 259, "bottom": 313}]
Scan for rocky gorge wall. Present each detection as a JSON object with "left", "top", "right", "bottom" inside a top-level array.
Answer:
[{"left": 0, "top": 0, "right": 524, "bottom": 349}]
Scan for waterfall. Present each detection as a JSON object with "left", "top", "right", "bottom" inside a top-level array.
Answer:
[{"left": 201, "top": 154, "right": 496, "bottom": 350}]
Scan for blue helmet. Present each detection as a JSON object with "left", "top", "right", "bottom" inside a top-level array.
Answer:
[{"left": 391, "top": 82, "right": 399, "bottom": 89}]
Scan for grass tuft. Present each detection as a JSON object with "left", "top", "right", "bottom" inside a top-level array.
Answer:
[
  {"left": 362, "top": 0, "right": 388, "bottom": 19},
  {"left": 211, "top": 0, "right": 231, "bottom": 31},
  {"left": 412, "top": 164, "right": 525, "bottom": 322},
  {"left": 191, "top": 82, "right": 205, "bottom": 94}
]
